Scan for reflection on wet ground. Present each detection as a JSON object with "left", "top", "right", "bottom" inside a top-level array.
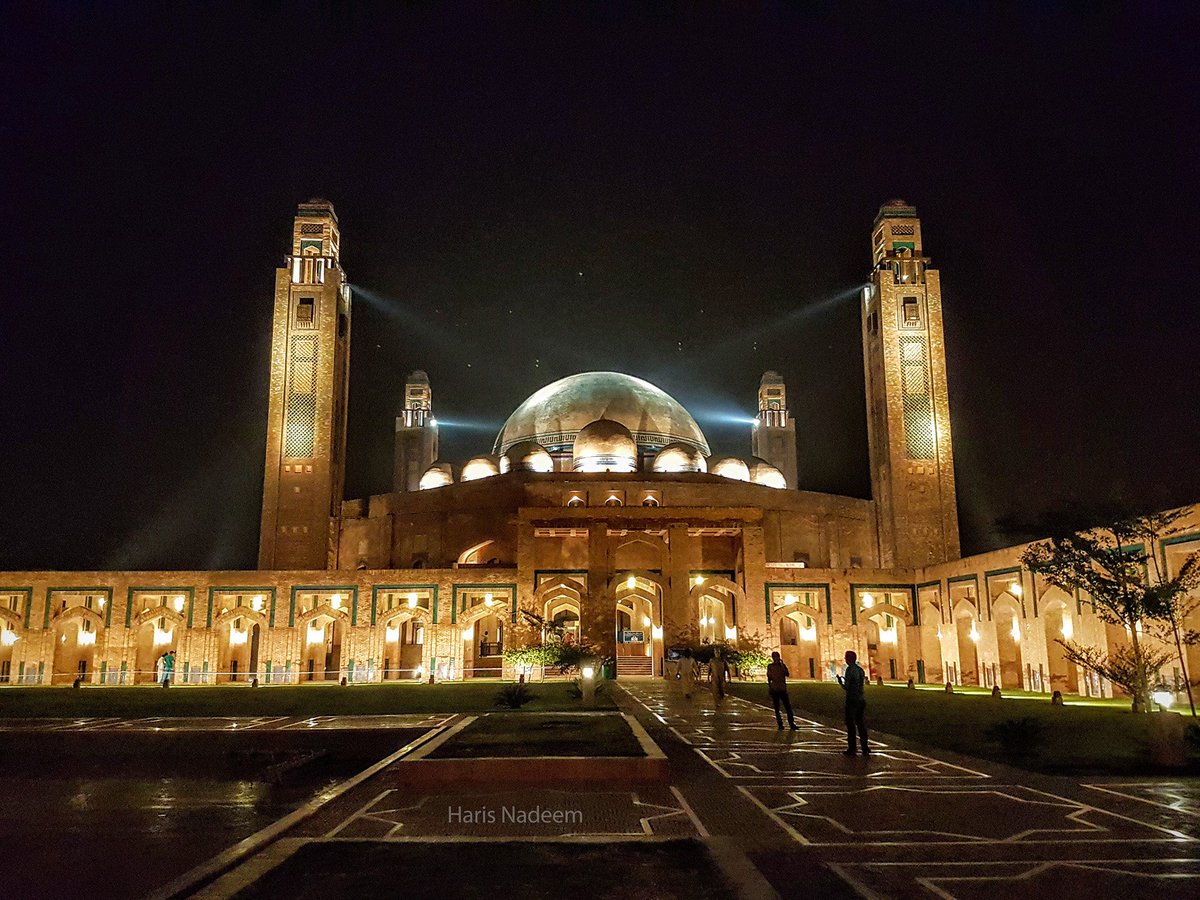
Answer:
[
  {"left": 0, "top": 731, "right": 424, "bottom": 899},
  {"left": 2, "top": 774, "right": 337, "bottom": 899}
]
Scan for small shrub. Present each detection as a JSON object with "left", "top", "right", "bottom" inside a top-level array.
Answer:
[
  {"left": 494, "top": 683, "right": 534, "bottom": 709},
  {"left": 566, "top": 677, "right": 607, "bottom": 700},
  {"left": 984, "top": 717, "right": 1044, "bottom": 759}
]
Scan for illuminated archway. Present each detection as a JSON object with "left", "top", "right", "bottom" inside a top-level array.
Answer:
[
  {"left": 131, "top": 605, "right": 185, "bottom": 685},
  {"left": 952, "top": 598, "right": 982, "bottom": 686},
  {"left": 993, "top": 593, "right": 1025, "bottom": 690},
  {"left": 379, "top": 606, "right": 426, "bottom": 680},
  {"left": 213, "top": 607, "right": 267, "bottom": 683},
  {"left": 297, "top": 603, "right": 349, "bottom": 682},
  {"left": 1041, "top": 587, "right": 1078, "bottom": 693},
  {"left": 52, "top": 606, "right": 104, "bottom": 685}
]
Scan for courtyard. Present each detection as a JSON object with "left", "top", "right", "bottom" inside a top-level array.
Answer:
[{"left": 3, "top": 678, "right": 1197, "bottom": 898}]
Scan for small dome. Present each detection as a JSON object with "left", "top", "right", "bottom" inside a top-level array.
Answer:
[
  {"left": 503, "top": 440, "right": 554, "bottom": 474},
  {"left": 652, "top": 442, "right": 707, "bottom": 474},
  {"left": 418, "top": 462, "right": 454, "bottom": 490},
  {"left": 749, "top": 457, "right": 787, "bottom": 489},
  {"left": 572, "top": 418, "right": 637, "bottom": 473},
  {"left": 461, "top": 455, "right": 501, "bottom": 482},
  {"left": 710, "top": 456, "right": 750, "bottom": 482}
]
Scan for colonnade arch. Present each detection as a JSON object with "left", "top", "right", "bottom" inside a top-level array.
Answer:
[{"left": 296, "top": 602, "right": 349, "bottom": 682}]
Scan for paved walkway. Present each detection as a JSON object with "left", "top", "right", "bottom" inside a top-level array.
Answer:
[
  {"left": 155, "top": 684, "right": 1199, "bottom": 898},
  {"left": 617, "top": 680, "right": 1200, "bottom": 898},
  {"left": 0, "top": 714, "right": 453, "bottom": 731}
]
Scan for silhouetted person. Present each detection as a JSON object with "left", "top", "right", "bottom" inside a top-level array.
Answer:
[
  {"left": 838, "top": 650, "right": 869, "bottom": 755},
  {"left": 766, "top": 651, "right": 797, "bottom": 730}
]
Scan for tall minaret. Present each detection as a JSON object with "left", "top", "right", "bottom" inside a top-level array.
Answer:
[
  {"left": 258, "top": 200, "right": 352, "bottom": 570},
  {"left": 862, "top": 200, "right": 960, "bottom": 567},
  {"left": 751, "top": 370, "right": 798, "bottom": 489},
  {"left": 393, "top": 370, "right": 438, "bottom": 491}
]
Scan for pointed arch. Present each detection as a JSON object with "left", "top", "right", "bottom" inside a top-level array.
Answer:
[
  {"left": 213, "top": 606, "right": 268, "bottom": 629},
  {"left": 132, "top": 604, "right": 185, "bottom": 630},
  {"left": 295, "top": 601, "right": 350, "bottom": 626}
]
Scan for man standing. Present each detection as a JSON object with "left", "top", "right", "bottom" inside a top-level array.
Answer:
[
  {"left": 838, "top": 650, "right": 869, "bottom": 755},
  {"left": 766, "top": 651, "right": 797, "bottom": 730}
]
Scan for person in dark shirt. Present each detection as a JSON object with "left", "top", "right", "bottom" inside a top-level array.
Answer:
[
  {"left": 766, "top": 651, "right": 797, "bottom": 730},
  {"left": 837, "top": 650, "right": 869, "bottom": 755}
]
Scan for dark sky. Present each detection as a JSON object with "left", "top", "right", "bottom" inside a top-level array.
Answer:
[{"left": 4, "top": 2, "right": 1198, "bottom": 571}]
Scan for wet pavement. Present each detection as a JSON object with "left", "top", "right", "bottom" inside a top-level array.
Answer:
[
  {"left": 0, "top": 714, "right": 453, "bottom": 732},
  {"left": 619, "top": 681, "right": 1200, "bottom": 897},
  {"left": 104, "top": 684, "right": 1200, "bottom": 898}
]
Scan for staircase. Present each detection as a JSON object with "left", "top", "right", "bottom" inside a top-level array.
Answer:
[{"left": 616, "top": 655, "right": 654, "bottom": 677}]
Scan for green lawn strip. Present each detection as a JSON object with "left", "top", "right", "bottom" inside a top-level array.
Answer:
[
  {"left": 726, "top": 681, "right": 1198, "bottom": 774},
  {"left": 0, "top": 682, "right": 614, "bottom": 718},
  {"left": 429, "top": 712, "right": 644, "bottom": 758}
]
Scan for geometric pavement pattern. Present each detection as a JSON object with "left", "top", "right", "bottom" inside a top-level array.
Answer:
[
  {"left": 618, "top": 680, "right": 1199, "bottom": 898},
  {"left": 0, "top": 714, "right": 455, "bottom": 732}
]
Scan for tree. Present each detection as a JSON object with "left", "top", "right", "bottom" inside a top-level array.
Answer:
[
  {"left": 1129, "top": 512, "right": 1200, "bottom": 716},
  {"left": 1022, "top": 512, "right": 1193, "bottom": 712}
]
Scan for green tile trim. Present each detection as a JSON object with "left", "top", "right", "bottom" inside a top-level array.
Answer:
[
  {"left": 265, "top": 661, "right": 272, "bottom": 685},
  {"left": 100, "top": 661, "right": 107, "bottom": 684},
  {"left": 43, "top": 586, "right": 113, "bottom": 630},
  {"left": 451, "top": 584, "right": 519, "bottom": 624},
  {"left": 915, "top": 580, "right": 945, "bottom": 625},
  {"left": 288, "top": 585, "right": 357, "bottom": 628},
  {"left": 370, "top": 584, "right": 438, "bottom": 626},
  {"left": 763, "top": 583, "right": 831, "bottom": 627},
  {"left": 1160, "top": 531, "right": 1200, "bottom": 574},
  {"left": 945, "top": 573, "right": 982, "bottom": 619},
  {"left": 125, "top": 587, "right": 194, "bottom": 628},
  {"left": 0, "top": 588, "right": 34, "bottom": 630}
]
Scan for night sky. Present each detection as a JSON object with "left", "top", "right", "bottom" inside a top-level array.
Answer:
[{"left": 4, "top": 2, "right": 1198, "bottom": 571}]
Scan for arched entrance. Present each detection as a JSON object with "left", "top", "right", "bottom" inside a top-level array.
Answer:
[
  {"left": 1041, "top": 589, "right": 1079, "bottom": 694},
  {"left": 993, "top": 594, "right": 1025, "bottom": 690},
  {"left": 215, "top": 608, "right": 266, "bottom": 683},
  {"left": 132, "top": 606, "right": 184, "bottom": 684},
  {"left": 0, "top": 608, "right": 18, "bottom": 683},
  {"left": 858, "top": 591, "right": 912, "bottom": 682},
  {"left": 52, "top": 607, "right": 103, "bottom": 684},
  {"left": 614, "top": 572, "right": 663, "bottom": 677},
  {"left": 460, "top": 590, "right": 512, "bottom": 679},
  {"left": 771, "top": 589, "right": 824, "bottom": 680},
  {"left": 918, "top": 600, "right": 944, "bottom": 684},
  {"left": 953, "top": 600, "right": 982, "bottom": 686},
  {"left": 380, "top": 609, "right": 425, "bottom": 680},
  {"left": 297, "top": 602, "right": 348, "bottom": 682}
]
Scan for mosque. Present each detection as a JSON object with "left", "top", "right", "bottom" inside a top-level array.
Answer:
[{"left": 1, "top": 200, "right": 1195, "bottom": 695}]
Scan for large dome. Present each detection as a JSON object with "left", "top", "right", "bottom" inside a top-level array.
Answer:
[{"left": 493, "top": 372, "right": 710, "bottom": 456}]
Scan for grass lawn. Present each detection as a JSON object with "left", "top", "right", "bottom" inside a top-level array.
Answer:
[
  {"left": 430, "top": 713, "right": 644, "bottom": 758},
  {"left": 727, "top": 681, "right": 1199, "bottom": 775},
  {"left": 0, "top": 681, "right": 614, "bottom": 718}
]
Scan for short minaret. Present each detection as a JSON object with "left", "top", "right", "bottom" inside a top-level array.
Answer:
[
  {"left": 258, "top": 200, "right": 352, "bottom": 570},
  {"left": 751, "top": 371, "right": 798, "bottom": 489},
  {"left": 394, "top": 370, "right": 439, "bottom": 491},
  {"left": 862, "top": 200, "right": 960, "bottom": 567}
]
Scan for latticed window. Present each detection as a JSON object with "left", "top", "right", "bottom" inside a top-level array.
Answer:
[
  {"left": 899, "top": 336, "right": 935, "bottom": 459},
  {"left": 300, "top": 223, "right": 323, "bottom": 235},
  {"left": 285, "top": 336, "right": 317, "bottom": 458}
]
